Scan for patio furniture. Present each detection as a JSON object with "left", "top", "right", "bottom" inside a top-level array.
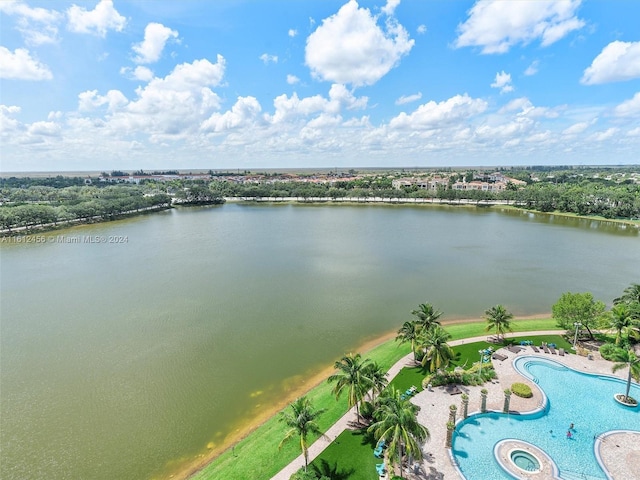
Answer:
[
  {"left": 531, "top": 345, "right": 540, "bottom": 353},
  {"left": 559, "top": 348, "right": 565, "bottom": 356},
  {"left": 542, "top": 345, "right": 550, "bottom": 354},
  {"left": 492, "top": 353, "right": 508, "bottom": 361},
  {"left": 549, "top": 346, "right": 557, "bottom": 354},
  {"left": 446, "top": 385, "right": 462, "bottom": 395}
]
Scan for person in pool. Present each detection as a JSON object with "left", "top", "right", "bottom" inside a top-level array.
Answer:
[
  {"left": 569, "top": 423, "right": 574, "bottom": 430},
  {"left": 567, "top": 430, "right": 573, "bottom": 439}
]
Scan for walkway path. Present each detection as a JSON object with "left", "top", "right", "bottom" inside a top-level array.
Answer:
[{"left": 271, "top": 330, "right": 566, "bottom": 480}]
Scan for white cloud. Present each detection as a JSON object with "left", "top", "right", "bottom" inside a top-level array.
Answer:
[
  {"left": 78, "top": 89, "right": 128, "bottom": 112},
  {"left": 67, "top": 0, "right": 126, "bottom": 37},
  {"left": 287, "top": 74, "right": 300, "bottom": 85},
  {"left": 28, "top": 121, "right": 61, "bottom": 137},
  {"left": 499, "top": 97, "right": 560, "bottom": 118},
  {"left": 133, "top": 23, "right": 178, "bottom": 64},
  {"left": 381, "top": 0, "right": 401, "bottom": 16},
  {"left": 389, "top": 94, "right": 487, "bottom": 129},
  {"left": 417, "top": 25, "right": 427, "bottom": 35},
  {"left": 455, "top": 0, "right": 584, "bottom": 54},
  {"left": 627, "top": 127, "right": 640, "bottom": 137},
  {"left": 0, "top": 0, "right": 62, "bottom": 45},
  {"left": 490, "top": 71, "right": 513, "bottom": 93},
  {"left": 613, "top": 92, "right": 640, "bottom": 117},
  {"left": 201, "top": 96, "right": 263, "bottom": 133},
  {"left": 524, "top": 60, "right": 539, "bottom": 76},
  {"left": 120, "top": 66, "right": 155, "bottom": 82},
  {"left": 305, "top": 0, "right": 414, "bottom": 87},
  {"left": 0, "top": 105, "right": 23, "bottom": 135},
  {"left": 563, "top": 121, "right": 590, "bottom": 135},
  {"left": 395, "top": 92, "right": 422, "bottom": 105},
  {"left": 0, "top": 47, "right": 52, "bottom": 80},
  {"left": 259, "top": 53, "right": 278, "bottom": 65},
  {"left": 288, "top": 29, "right": 298, "bottom": 37},
  {"left": 581, "top": 41, "right": 640, "bottom": 85},
  {"left": 589, "top": 128, "right": 617, "bottom": 142}
]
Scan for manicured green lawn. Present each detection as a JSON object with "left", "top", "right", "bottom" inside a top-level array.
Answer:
[
  {"left": 192, "top": 319, "right": 563, "bottom": 480},
  {"left": 308, "top": 429, "right": 380, "bottom": 480},
  {"left": 387, "top": 365, "right": 426, "bottom": 394},
  {"left": 191, "top": 341, "right": 411, "bottom": 480}
]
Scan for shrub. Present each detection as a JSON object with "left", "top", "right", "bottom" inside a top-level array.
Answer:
[
  {"left": 600, "top": 343, "right": 624, "bottom": 361},
  {"left": 511, "top": 382, "right": 533, "bottom": 398}
]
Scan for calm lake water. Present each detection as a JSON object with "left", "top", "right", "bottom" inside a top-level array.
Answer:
[{"left": 1, "top": 203, "right": 638, "bottom": 480}]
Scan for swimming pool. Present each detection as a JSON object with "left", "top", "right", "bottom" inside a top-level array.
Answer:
[{"left": 452, "top": 356, "right": 640, "bottom": 479}]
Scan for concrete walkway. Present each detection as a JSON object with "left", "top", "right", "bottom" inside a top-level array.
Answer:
[{"left": 271, "top": 330, "right": 567, "bottom": 480}]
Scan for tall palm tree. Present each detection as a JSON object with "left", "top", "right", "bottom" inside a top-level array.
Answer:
[
  {"left": 611, "top": 348, "right": 640, "bottom": 404},
  {"left": 396, "top": 321, "right": 419, "bottom": 361},
  {"left": 279, "top": 396, "right": 326, "bottom": 471},
  {"left": 484, "top": 304, "right": 514, "bottom": 341},
  {"left": 419, "top": 325, "right": 455, "bottom": 373},
  {"left": 368, "top": 387, "right": 429, "bottom": 479},
  {"left": 327, "top": 353, "right": 372, "bottom": 420},
  {"left": 411, "top": 302, "right": 443, "bottom": 331},
  {"left": 610, "top": 304, "right": 634, "bottom": 346},
  {"left": 613, "top": 283, "right": 640, "bottom": 306},
  {"left": 363, "top": 361, "right": 388, "bottom": 402}
]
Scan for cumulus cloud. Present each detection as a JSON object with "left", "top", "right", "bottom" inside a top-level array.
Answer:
[
  {"left": 581, "top": 41, "right": 640, "bottom": 85},
  {"left": 0, "top": 0, "right": 62, "bottom": 45},
  {"left": 259, "top": 53, "right": 278, "bottom": 64},
  {"left": 589, "top": 128, "right": 617, "bottom": 142},
  {"left": 613, "top": 92, "right": 640, "bottom": 117},
  {"left": 28, "top": 120, "right": 61, "bottom": 137},
  {"left": 201, "top": 96, "right": 263, "bottom": 133},
  {"left": 0, "top": 47, "right": 52, "bottom": 80},
  {"left": 491, "top": 71, "right": 513, "bottom": 93},
  {"left": 133, "top": 23, "right": 178, "bottom": 64},
  {"left": 287, "top": 74, "right": 300, "bottom": 85},
  {"left": 270, "top": 84, "right": 368, "bottom": 123},
  {"left": 67, "top": 0, "right": 126, "bottom": 37},
  {"left": 78, "top": 89, "right": 128, "bottom": 112},
  {"left": 563, "top": 121, "right": 591, "bottom": 135},
  {"left": 395, "top": 92, "right": 422, "bottom": 105},
  {"left": 305, "top": 0, "right": 414, "bottom": 87},
  {"left": 499, "top": 97, "right": 560, "bottom": 118},
  {"left": 381, "top": 0, "right": 401, "bottom": 16},
  {"left": 455, "top": 0, "right": 584, "bottom": 54},
  {"left": 389, "top": 94, "right": 487, "bottom": 129},
  {"left": 288, "top": 29, "right": 297, "bottom": 37}
]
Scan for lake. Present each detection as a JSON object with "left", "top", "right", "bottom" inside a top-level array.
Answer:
[{"left": 1, "top": 203, "right": 638, "bottom": 480}]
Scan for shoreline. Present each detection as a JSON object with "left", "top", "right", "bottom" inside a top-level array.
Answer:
[{"left": 169, "top": 312, "right": 552, "bottom": 480}]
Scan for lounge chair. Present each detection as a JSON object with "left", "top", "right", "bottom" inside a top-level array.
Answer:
[
  {"left": 542, "top": 345, "right": 550, "bottom": 354},
  {"left": 531, "top": 345, "right": 540, "bottom": 353},
  {"left": 376, "top": 463, "right": 386, "bottom": 475},
  {"left": 446, "top": 385, "right": 462, "bottom": 395},
  {"left": 374, "top": 446, "right": 383, "bottom": 458},
  {"left": 507, "top": 345, "right": 522, "bottom": 354},
  {"left": 549, "top": 346, "right": 557, "bottom": 354},
  {"left": 559, "top": 348, "right": 565, "bottom": 356},
  {"left": 492, "top": 353, "right": 508, "bottom": 361}
]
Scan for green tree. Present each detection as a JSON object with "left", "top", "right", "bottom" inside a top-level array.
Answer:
[
  {"left": 484, "top": 304, "right": 514, "bottom": 341},
  {"left": 419, "top": 325, "right": 455, "bottom": 373},
  {"left": 363, "top": 361, "right": 388, "bottom": 403},
  {"left": 368, "top": 387, "right": 429, "bottom": 479},
  {"left": 396, "top": 321, "right": 419, "bottom": 361},
  {"left": 551, "top": 292, "right": 606, "bottom": 340},
  {"left": 278, "top": 397, "right": 326, "bottom": 472},
  {"left": 327, "top": 353, "right": 372, "bottom": 421},
  {"left": 611, "top": 348, "right": 640, "bottom": 404},
  {"left": 411, "top": 302, "right": 443, "bottom": 331},
  {"left": 609, "top": 304, "right": 635, "bottom": 346},
  {"left": 614, "top": 283, "right": 640, "bottom": 306}
]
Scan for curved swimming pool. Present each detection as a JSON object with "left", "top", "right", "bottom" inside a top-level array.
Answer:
[{"left": 452, "top": 356, "right": 640, "bottom": 479}]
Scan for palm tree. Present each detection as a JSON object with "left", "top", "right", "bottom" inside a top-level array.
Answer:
[
  {"left": 411, "top": 302, "right": 443, "bottom": 331},
  {"left": 419, "top": 325, "right": 455, "bottom": 373},
  {"left": 610, "top": 304, "right": 634, "bottom": 346},
  {"left": 611, "top": 348, "right": 640, "bottom": 404},
  {"left": 363, "top": 361, "right": 388, "bottom": 402},
  {"left": 279, "top": 396, "right": 326, "bottom": 471},
  {"left": 613, "top": 283, "right": 640, "bottom": 305},
  {"left": 368, "top": 387, "right": 429, "bottom": 479},
  {"left": 484, "top": 304, "right": 514, "bottom": 341},
  {"left": 396, "top": 321, "right": 419, "bottom": 361},
  {"left": 327, "top": 353, "right": 372, "bottom": 420}
]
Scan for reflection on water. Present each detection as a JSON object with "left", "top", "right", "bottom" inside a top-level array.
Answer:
[{"left": 1, "top": 204, "right": 639, "bottom": 480}]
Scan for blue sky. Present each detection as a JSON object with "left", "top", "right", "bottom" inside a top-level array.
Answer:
[{"left": 1, "top": 0, "right": 639, "bottom": 172}]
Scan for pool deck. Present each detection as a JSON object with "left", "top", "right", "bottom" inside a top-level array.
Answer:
[{"left": 271, "top": 331, "right": 639, "bottom": 480}]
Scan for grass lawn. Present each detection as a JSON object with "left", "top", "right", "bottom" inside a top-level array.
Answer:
[
  {"left": 308, "top": 429, "right": 380, "bottom": 480},
  {"left": 190, "top": 341, "right": 411, "bottom": 480},
  {"left": 191, "top": 320, "right": 564, "bottom": 480},
  {"left": 387, "top": 365, "right": 426, "bottom": 394}
]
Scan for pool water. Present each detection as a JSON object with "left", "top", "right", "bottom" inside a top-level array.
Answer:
[
  {"left": 511, "top": 450, "right": 540, "bottom": 472},
  {"left": 452, "top": 356, "right": 640, "bottom": 479}
]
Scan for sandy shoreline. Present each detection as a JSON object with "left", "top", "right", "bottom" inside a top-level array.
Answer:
[{"left": 168, "top": 313, "right": 551, "bottom": 480}]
